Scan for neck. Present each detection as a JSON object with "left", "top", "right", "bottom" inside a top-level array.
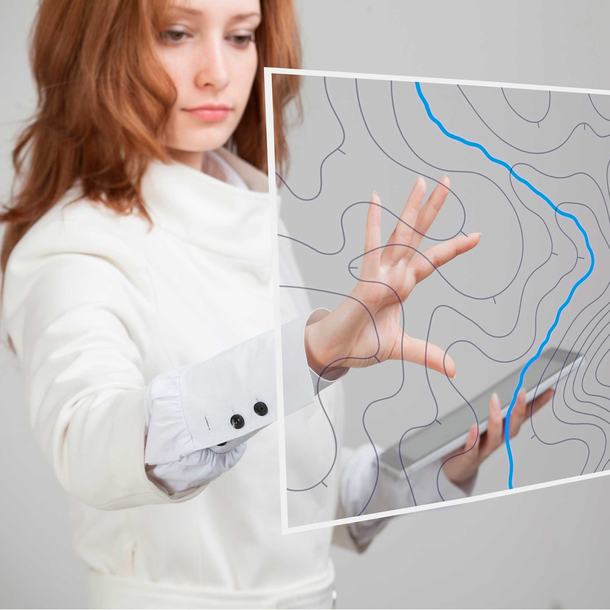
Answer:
[{"left": 165, "top": 148, "right": 204, "bottom": 171}]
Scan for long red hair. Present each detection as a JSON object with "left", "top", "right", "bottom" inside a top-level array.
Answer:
[{"left": 0, "top": 0, "right": 302, "bottom": 353}]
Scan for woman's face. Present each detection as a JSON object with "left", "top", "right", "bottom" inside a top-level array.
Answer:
[{"left": 155, "top": 0, "right": 262, "bottom": 169}]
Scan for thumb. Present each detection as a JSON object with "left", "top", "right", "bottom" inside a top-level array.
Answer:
[
  {"left": 464, "top": 424, "right": 480, "bottom": 458},
  {"left": 389, "top": 333, "right": 456, "bottom": 378}
]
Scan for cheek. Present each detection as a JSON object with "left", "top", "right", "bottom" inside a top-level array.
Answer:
[
  {"left": 156, "top": 52, "right": 189, "bottom": 107},
  {"left": 237, "top": 48, "right": 259, "bottom": 92}
]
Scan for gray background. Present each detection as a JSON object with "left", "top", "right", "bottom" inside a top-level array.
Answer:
[{"left": 1, "top": 1, "right": 610, "bottom": 608}]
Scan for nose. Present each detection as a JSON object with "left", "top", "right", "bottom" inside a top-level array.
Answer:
[{"left": 194, "top": 35, "right": 230, "bottom": 90}]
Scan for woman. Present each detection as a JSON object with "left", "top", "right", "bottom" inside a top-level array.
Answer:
[{"left": 0, "top": 0, "right": 553, "bottom": 607}]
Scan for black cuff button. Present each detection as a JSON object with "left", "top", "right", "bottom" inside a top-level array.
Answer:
[
  {"left": 254, "top": 401, "right": 268, "bottom": 416},
  {"left": 230, "top": 414, "right": 245, "bottom": 429}
]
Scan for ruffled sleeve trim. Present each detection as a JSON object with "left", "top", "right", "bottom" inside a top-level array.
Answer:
[{"left": 144, "top": 364, "right": 197, "bottom": 466}]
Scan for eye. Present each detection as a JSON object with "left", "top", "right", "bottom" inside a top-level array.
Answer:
[
  {"left": 160, "top": 29, "right": 190, "bottom": 43},
  {"left": 228, "top": 33, "right": 255, "bottom": 48}
]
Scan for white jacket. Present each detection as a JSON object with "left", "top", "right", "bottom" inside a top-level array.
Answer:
[{"left": 0, "top": 146, "right": 469, "bottom": 608}]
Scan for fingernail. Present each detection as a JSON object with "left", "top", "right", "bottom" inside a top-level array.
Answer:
[
  {"left": 492, "top": 392, "right": 501, "bottom": 411},
  {"left": 469, "top": 232, "right": 482, "bottom": 240},
  {"left": 441, "top": 173, "right": 449, "bottom": 182},
  {"left": 372, "top": 190, "right": 378, "bottom": 198}
]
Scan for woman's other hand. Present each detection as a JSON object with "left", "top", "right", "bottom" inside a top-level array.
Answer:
[
  {"left": 305, "top": 175, "right": 481, "bottom": 378},
  {"left": 441, "top": 387, "right": 555, "bottom": 486}
]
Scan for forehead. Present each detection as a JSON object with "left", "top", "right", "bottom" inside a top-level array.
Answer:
[{"left": 167, "top": 0, "right": 261, "bottom": 19}]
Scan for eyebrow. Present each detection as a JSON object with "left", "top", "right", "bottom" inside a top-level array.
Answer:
[{"left": 168, "top": 6, "right": 261, "bottom": 21}]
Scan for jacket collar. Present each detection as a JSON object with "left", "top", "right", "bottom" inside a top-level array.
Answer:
[{"left": 140, "top": 147, "right": 275, "bottom": 264}]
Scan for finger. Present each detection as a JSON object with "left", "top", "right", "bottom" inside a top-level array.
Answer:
[
  {"left": 381, "top": 176, "right": 426, "bottom": 267},
  {"left": 480, "top": 392, "right": 503, "bottom": 459},
  {"left": 389, "top": 334, "right": 456, "bottom": 378},
  {"left": 528, "top": 388, "right": 554, "bottom": 418},
  {"left": 361, "top": 191, "right": 382, "bottom": 279},
  {"left": 464, "top": 424, "right": 481, "bottom": 459},
  {"left": 408, "top": 174, "right": 451, "bottom": 256},
  {"left": 408, "top": 232, "right": 481, "bottom": 285},
  {"left": 509, "top": 388, "right": 527, "bottom": 438}
]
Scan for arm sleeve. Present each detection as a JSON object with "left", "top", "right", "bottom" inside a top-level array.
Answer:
[
  {"left": 144, "top": 308, "right": 350, "bottom": 464},
  {"left": 1, "top": 218, "right": 352, "bottom": 509},
  {"left": 1, "top": 218, "right": 352, "bottom": 510},
  {"left": 1, "top": 219, "right": 203, "bottom": 510},
  {"left": 143, "top": 307, "right": 350, "bottom": 493},
  {"left": 331, "top": 442, "right": 478, "bottom": 554}
]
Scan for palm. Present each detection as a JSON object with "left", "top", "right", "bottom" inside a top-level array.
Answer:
[
  {"left": 347, "top": 269, "right": 415, "bottom": 367},
  {"left": 343, "top": 303, "right": 405, "bottom": 367}
]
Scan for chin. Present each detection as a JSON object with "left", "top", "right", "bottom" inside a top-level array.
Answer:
[{"left": 175, "top": 126, "right": 234, "bottom": 151}]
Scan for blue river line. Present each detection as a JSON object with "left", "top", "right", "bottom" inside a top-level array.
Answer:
[{"left": 414, "top": 81, "right": 595, "bottom": 489}]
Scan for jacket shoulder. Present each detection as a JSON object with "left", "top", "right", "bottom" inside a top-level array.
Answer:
[
  {"left": 1, "top": 187, "right": 156, "bottom": 354},
  {"left": 6, "top": 185, "right": 151, "bottom": 271},
  {"left": 2, "top": 187, "right": 155, "bottom": 319}
]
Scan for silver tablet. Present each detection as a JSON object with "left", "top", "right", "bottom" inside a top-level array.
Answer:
[{"left": 379, "top": 347, "right": 585, "bottom": 478}]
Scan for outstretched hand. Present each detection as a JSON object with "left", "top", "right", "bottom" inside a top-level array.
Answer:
[{"left": 305, "top": 175, "right": 481, "bottom": 378}]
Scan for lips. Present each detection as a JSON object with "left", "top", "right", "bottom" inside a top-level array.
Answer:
[
  {"left": 186, "top": 105, "right": 231, "bottom": 111},
  {"left": 184, "top": 106, "right": 231, "bottom": 122}
]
